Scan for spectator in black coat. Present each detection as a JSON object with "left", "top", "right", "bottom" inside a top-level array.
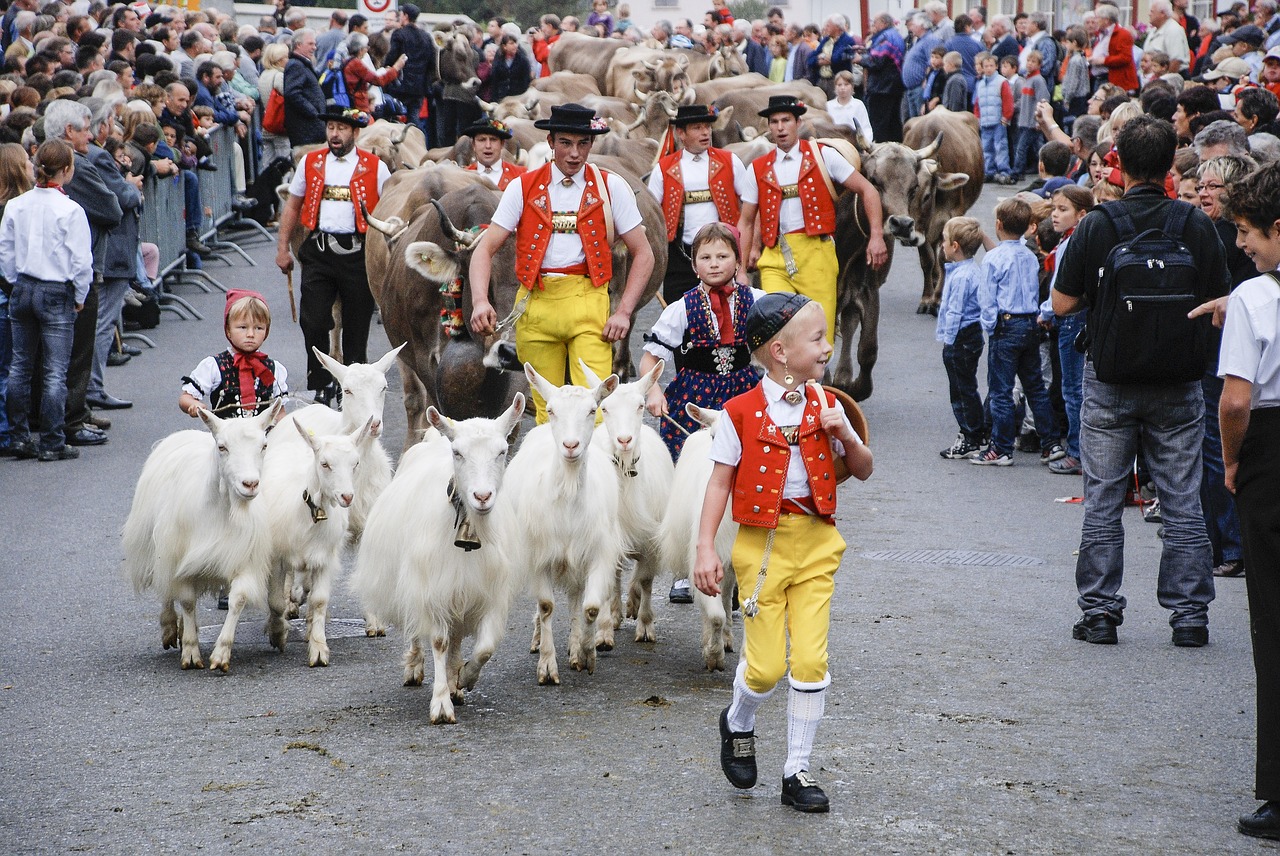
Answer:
[
  {"left": 384, "top": 4, "right": 437, "bottom": 143},
  {"left": 283, "top": 28, "right": 325, "bottom": 146},
  {"left": 488, "top": 34, "right": 531, "bottom": 102}
]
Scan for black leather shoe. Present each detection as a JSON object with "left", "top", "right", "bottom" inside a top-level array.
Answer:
[
  {"left": 719, "top": 707, "right": 757, "bottom": 789},
  {"left": 1072, "top": 614, "right": 1119, "bottom": 645},
  {"left": 1172, "top": 625, "right": 1208, "bottom": 647},
  {"left": 781, "top": 771, "right": 830, "bottom": 813},
  {"left": 197, "top": 161, "right": 218, "bottom": 171},
  {"left": 8, "top": 438, "right": 38, "bottom": 459},
  {"left": 313, "top": 381, "right": 343, "bottom": 410},
  {"left": 86, "top": 413, "right": 111, "bottom": 430},
  {"left": 1240, "top": 802, "right": 1280, "bottom": 840},
  {"left": 87, "top": 394, "right": 133, "bottom": 410},
  {"left": 66, "top": 427, "right": 108, "bottom": 446},
  {"left": 669, "top": 580, "right": 693, "bottom": 604},
  {"left": 37, "top": 445, "right": 79, "bottom": 462},
  {"left": 107, "top": 351, "right": 131, "bottom": 367},
  {"left": 186, "top": 231, "right": 214, "bottom": 256}
]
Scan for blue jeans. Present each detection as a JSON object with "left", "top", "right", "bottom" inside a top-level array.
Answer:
[
  {"left": 1012, "top": 126, "right": 1043, "bottom": 177},
  {"left": 987, "top": 316, "right": 1056, "bottom": 455},
  {"left": 6, "top": 275, "right": 76, "bottom": 451},
  {"left": 182, "top": 169, "right": 201, "bottom": 233},
  {"left": 1057, "top": 312, "right": 1087, "bottom": 459},
  {"left": 0, "top": 296, "right": 10, "bottom": 445},
  {"left": 1201, "top": 371, "right": 1243, "bottom": 566},
  {"left": 89, "top": 277, "right": 130, "bottom": 399},
  {"left": 980, "top": 124, "right": 1011, "bottom": 176},
  {"left": 1075, "top": 361, "right": 1215, "bottom": 626},
  {"left": 942, "top": 322, "right": 985, "bottom": 443}
]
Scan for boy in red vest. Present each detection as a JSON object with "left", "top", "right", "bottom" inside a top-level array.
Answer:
[
  {"left": 737, "top": 95, "right": 888, "bottom": 344},
  {"left": 461, "top": 115, "right": 526, "bottom": 190},
  {"left": 275, "top": 107, "right": 389, "bottom": 408},
  {"left": 646, "top": 103, "right": 751, "bottom": 305},
  {"left": 468, "top": 103, "right": 656, "bottom": 423},
  {"left": 694, "top": 292, "right": 873, "bottom": 813}
]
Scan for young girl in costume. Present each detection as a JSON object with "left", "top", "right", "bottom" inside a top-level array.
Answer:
[
  {"left": 179, "top": 289, "right": 288, "bottom": 418},
  {"left": 640, "top": 222, "right": 764, "bottom": 460},
  {"left": 694, "top": 292, "right": 873, "bottom": 813}
]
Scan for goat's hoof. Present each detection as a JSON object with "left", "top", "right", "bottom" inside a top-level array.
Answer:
[
  {"left": 429, "top": 699, "right": 456, "bottom": 724},
  {"left": 309, "top": 647, "right": 330, "bottom": 667},
  {"left": 595, "top": 636, "right": 614, "bottom": 652},
  {"left": 209, "top": 660, "right": 230, "bottom": 674},
  {"left": 585, "top": 605, "right": 600, "bottom": 623},
  {"left": 460, "top": 661, "right": 482, "bottom": 690},
  {"left": 365, "top": 625, "right": 387, "bottom": 638},
  {"left": 181, "top": 652, "right": 204, "bottom": 670},
  {"left": 635, "top": 625, "right": 656, "bottom": 644},
  {"left": 537, "top": 662, "right": 559, "bottom": 685},
  {"left": 286, "top": 605, "right": 301, "bottom": 620},
  {"left": 161, "top": 630, "right": 179, "bottom": 650}
]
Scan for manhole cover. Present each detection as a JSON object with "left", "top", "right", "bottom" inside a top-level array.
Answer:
[
  {"left": 860, "top": 549, "right": 1043, "bottom": 567},
  {"left": 198, "top": 617, "right": 371, "bottom": 644}
]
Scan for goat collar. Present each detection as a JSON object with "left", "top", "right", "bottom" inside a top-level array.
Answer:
[
  {"left": 302, "top": 489, "right": 328, "bottom": 523},
  {"left": 446, "top": 477, "right": 482, "bottom": 552},
  {"left": 613, "top": 449, "right": 639, "bottom": 478}
]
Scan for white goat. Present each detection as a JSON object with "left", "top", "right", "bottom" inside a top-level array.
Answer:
[
  {"left": 580, "top": 358, "right": 675, "bottom": 646},
  {"left": 273, "top": 345, "right": 402, "bottom": 635},
  {"left": 261, "top": 417, "right": 373, "bottom": 667},
  {"left": 506, "top": 364, "right": 622, "bottom": 685},
  {"left": 660, "top": 404, "right": 740, "bottom": 671},
  {"left": 123, "top": 401, "right": 283, "bottom": 672},
  {"left": 351, "top": 394, "right": 526, "bottom": 724}
]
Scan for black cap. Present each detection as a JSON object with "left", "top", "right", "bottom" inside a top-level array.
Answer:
[
  {"left": 533, "top": 103, "right": 610, "bottom": 135},
  {"left": 757, "top": 94, "right": 807, "bottom": 118},
  {"left": 400, "top": 3, "right": 420, "bottom": 21},
  {"left": 671, "top": 104, "right": 718, "bottom": 126},
  {"left": 320, "top": 106, "right": 371, "bottom": 127},
  {"left": 745, "top": 292, "right": 812, "bottom": 352},
  {"left": 1223, "top": 24, "right": 1266, "bottom": 45}
]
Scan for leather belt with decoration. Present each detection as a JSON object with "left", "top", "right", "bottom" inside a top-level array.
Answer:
[
  {"left": 682, "top": 189, "right": 713, "bottom": 204},
  {"left": 310, "top": 231, "right": 363, "bottom": 254},
  {"left": 551, "top": 211, "right": 578, "bottom": 233},
  {"left": 779, "top": 183, "right": 800, "bottom": 199},
  {"left": 674, "top": 343, "right": 751, "bottom": 376},
  {"left": 321, "top": 185, "right": 352, "bottom": 201}
]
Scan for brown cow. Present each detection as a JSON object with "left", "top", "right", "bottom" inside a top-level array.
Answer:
[
  {"left": 902, "top": 108, "right": 985, "bottom": 313},
  {"left": 547, "top": 32, "right": 630, "bottom": 92}
]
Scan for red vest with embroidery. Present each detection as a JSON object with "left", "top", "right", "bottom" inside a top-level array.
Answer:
[
  {"left": 466, "top": 160, "right": 527, "bottom": 190},
  {"left": 724, "top": 383, "right": 839, "bottom": 528},
  {"left": 299, "top": 147, "right": 382, "bottom": 234},
  {"left": 513, "top": 163, "right": 614, "bottom": 289},
  {"left": 659, "top": 147, "right": 741, "bottom": 243},
  {"left": 752, "top": 140, "right": 839, "bottom": 248}
]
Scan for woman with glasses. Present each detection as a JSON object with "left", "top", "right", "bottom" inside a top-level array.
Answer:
[{"left": 1197, "top": 154, "right": 1258, "bottom": 581}]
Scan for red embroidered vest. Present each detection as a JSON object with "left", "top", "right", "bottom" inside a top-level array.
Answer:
[
  {"left": 299, "top": 147, "right": 382, "bottom": 234},
  {"left": 724, "top": 383, "right": 838, "bottom": 528},
  {"left": 659, "top": 148, "right": 741, "bottom": 243},
  {"left": 466, "top": 160, "right": 527, "bottom": 190},
  {"left": 513, "top": 163, "right": 614, "bottom": 290},
  {"left": 751, "top": 139, "right": 839, "bottom": 248}
]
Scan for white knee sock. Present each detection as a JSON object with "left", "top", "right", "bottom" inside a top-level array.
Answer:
[
  {"left": 784, "top": 685, "right": 827, "bottom": 777},
  {"left": 727, "top": 660, "right": 773, "bottom": 733}
]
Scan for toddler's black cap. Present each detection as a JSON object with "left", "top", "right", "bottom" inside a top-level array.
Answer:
[{"left": 745, "top": 292, "right": 812, "bottom": 352}]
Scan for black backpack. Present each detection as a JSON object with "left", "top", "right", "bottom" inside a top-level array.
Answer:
[{"left": 1086, "top": 199, "right": 1209, "bottom": 385}]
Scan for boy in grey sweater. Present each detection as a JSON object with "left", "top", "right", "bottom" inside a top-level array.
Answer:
[
  {"left": 941, "top": 51, "right": 970, "bottom": 113},
  {"left": 1012, "top": 50, "right": 1051, "bottom": 178}
]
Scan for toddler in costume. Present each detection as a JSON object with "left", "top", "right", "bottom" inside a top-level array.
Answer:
[
  {"left": 694, "top": 292, "right": 873, "bottom": 813},
  {"left": 180, "top": 289, "right": 288, "bottom": 418},
  {"left": 640, "top": 222, "right": 763, "bottom": 460}
]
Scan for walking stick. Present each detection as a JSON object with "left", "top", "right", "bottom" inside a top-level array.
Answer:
[{"left": 286, "top": 270, "right": 297, "bottom": 323}]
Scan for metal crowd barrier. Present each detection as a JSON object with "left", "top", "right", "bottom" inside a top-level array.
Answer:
[{"left": 137, "top": 170, "right": 204, "bottom": 318}]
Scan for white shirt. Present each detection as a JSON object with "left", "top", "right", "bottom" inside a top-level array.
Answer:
[
  {"left": 0, "top": 187, "right": 93, "bottom": 303},
  {"left": 1143, "top": 18, "right": 1190, "bottom": 67},
  {"left": 1219, "top": 272, "right": 1280, "bottom": 409},
  {"left": 708, "top": 375, "right": 856, "bottom": 499},
  {"left": 643, "top": 286, "right": 768, "bottom": 361},
  {"left": 646, "top": 148, "right": 751, "bottom": 245},
  {"left": 740, "top": 143, "right": 856, "bottom": 235},
  {"left": 287, "top": 149, "right": 392, "bottom": 234},
  {"left": 182, "top": 352, "right": 290, "bottom": 401},
  {"left": 825, "top": 98, "right": 874, "bottom": 143},
  {"left": 491, "top": 162, "right": 642, "bottom": 270},
  {"left": 472, "top": 161, "right": 507, "bottom": 187}
]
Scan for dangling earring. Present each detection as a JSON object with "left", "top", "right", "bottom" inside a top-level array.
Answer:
[
  {"left": 782, "top": 359, "right": 794, "bottom": 387},
  {"left": 782, "top": 360, "right": 803, "bottom": 405}
]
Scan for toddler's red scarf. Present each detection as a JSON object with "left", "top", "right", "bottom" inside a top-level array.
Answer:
[{"left": 233, "top": 350, "right": 274, "bottom": 412}]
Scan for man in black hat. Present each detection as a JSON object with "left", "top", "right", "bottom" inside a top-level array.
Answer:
[
  {"left": 739, "top": 95, "right": 887, "bottom": 346},
  {"left": 1223, "top": 23, "right": 1267, "bottom": 78},
  {"left": 461, "top": 115, "right": 527, "bottom": 190},
  {"left": 468, "top": 103, "right": 656, "bottom": 423},
  {"left": 275, "top": 107, "right": 390, "bottom": 407},
  {"left": 646, "top": 104, "right": 752, "bottom": 306}
]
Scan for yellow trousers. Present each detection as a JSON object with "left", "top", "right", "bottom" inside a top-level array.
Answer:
[
  {"left": 732, "top": 513, "right": 845, "bottom": 693},
  {"left": 515, "top": 274, "right": 613, "bottom": 424},
  {"left": 758, "top": 234, "right": 839, "bottom": 345}
]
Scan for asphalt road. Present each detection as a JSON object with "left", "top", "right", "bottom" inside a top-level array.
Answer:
[{"left": 0, "top": 185, "right": 1267, "bottom": 854}]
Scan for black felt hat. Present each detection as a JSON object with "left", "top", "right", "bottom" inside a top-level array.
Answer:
[
  {"left": 757, "top": 94, "right": 807, "bottom": 118},
  {"left": 462, "top": 115, "right": 513, "bottom": 140},
  {"left": 671, "top": 104, "right": 719, "bottom": 126},
  {"left": 533, "top": 103, "right": 610, "bottom": 135},
  {"left": 745, "top": 292, "right": 812, "bottom": 352},
  {"left": 320, "top": 106, "right": 371, "bottom": 128}
]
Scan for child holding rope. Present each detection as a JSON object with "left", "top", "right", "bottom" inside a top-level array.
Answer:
[
  {"left": 179, "top": 289, "right": 288, "bottom": 418},
  {"left": 694, "top": 292, "right": 873, "bottom": 813}
]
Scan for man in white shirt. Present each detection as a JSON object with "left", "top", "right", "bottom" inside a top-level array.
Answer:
[
  {"left": 647, "top": 103, "right": 751, "bottom": 304},
  {"left": 1145, "top": 0, "right": 1191, "bottom": 73},
  {"left": 468, "top": 104, "right": 655, "bottom": 422},
  {"left": 276, "top": 107, "right": 390, "bottom": 406},
  {"left": 461, "top": 116, "right": 526, "bottom": 190}
]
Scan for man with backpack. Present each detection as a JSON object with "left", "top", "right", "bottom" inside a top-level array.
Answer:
[{"left": 1052, "top": 115, "right": 1229, "bottom": 648}]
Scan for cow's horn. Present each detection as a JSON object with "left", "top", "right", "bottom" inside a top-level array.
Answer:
[
  {"left": 643, "top": 58, "right": 662, "bottom": 70},
  {"left": 624, "top": 106, "right": 648, "bottom": 133},
  {"left": 914, "top": 132, "right": 943, "bottom": 161},
  {"left": 635, "top": 88, "right": 652, "bottom": 105},
  {"left": 431, "top": 198, "right": 478, "bottom": 250},
  {"left": 391, "top": 124, "right": 408, "bottom": 144},
  {"left": 362, "top": 203, "right": 406, "bottom": 240}
]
